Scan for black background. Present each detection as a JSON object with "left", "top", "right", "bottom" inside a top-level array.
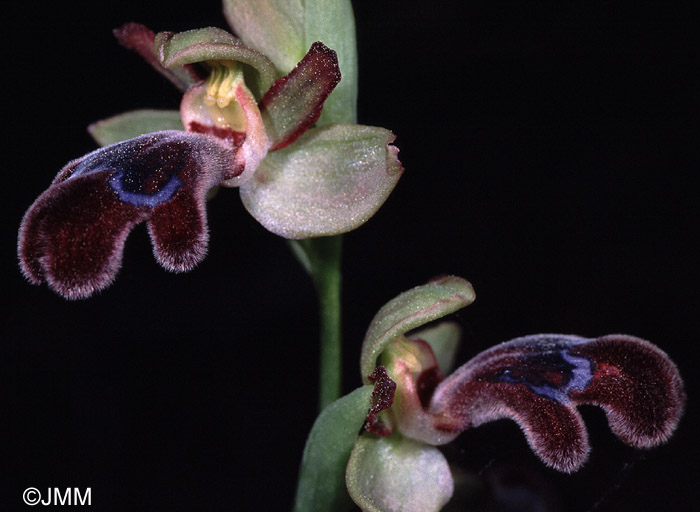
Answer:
[{"left": 4, "top": 1, "right": 699, "bottom": 510}]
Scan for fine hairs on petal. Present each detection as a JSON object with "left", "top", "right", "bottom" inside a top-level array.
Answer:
[
  {"left": 146, "top": 189, "right": 210, "bottom": 272},
  {"left": 18, "top": 171, "right": 151, "bottom": 300},
  {"left": 569, "top": 334, "right": 685, "bottom": 447},
  {"left": 399, "top": 334, "right": 684, "bottom": 473},
  {"left": 18, "top": 131, "right": 234, "bottom": 299}
]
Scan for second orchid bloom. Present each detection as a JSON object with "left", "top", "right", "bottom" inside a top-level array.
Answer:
[
  {"left": 19, "top": 23, "right": 402, "bottom": 299},
  {"left": 340, "top": 277, "right": 684, "bottom": 512}
]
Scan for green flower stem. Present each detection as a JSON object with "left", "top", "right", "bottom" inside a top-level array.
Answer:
[
  {"left": 316, "top": 238, "right": 342, "bottom": 409},
  {"left": 290, "top": 236, "right": 343, "bottom": 409},
  {"left": 289, "top": 1, "right": 361, "bottom": 509},
  {"left": 290, "top": 0, "right": 357, "bottom": 410},
  {"left": 315, "top": 236, "right": 343, "bottom": 410}
]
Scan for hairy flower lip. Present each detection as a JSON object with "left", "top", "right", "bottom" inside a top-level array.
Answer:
[
  {"left": 19, "top": 21, "right": 403, "bottom": 299},
  {"left": 18, "top": 131, "right": 234, "bottom": 300},
  {"left": 385, "top": 333, "right": 685, "bottom": 473}
]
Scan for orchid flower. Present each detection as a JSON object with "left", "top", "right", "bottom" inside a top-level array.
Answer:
[
  {"left": 331, "top": 277, "right": 684, "bottom": 512},
  {"left": 18, "top": 22, "right": 402, "bottom": 300}
]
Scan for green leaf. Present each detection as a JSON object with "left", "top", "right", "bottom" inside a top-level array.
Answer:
[
  {"left": 294, "top": 386, "right": 374, "bottom": 512},
  {"left": 223, "top": 0, "right": 306, "bottom": 75},
  {"left": 408, "top": 321, "right": 462, "bottom": 375},
  {"left": 239, "top": 123, "right": 403, "bottom": 239},
  {"left": 346, "top": 433, "right": 453, "bottom": 512},
  {"left": 360, "top": 277, "right": 475, "bottom": 382},
  {"left": 87, "top": 110, "right": 184, "bottom": 146}
]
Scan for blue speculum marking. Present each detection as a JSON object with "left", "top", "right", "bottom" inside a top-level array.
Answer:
[
  {"left": 492, "top": 347, "right": 593, "bottom": 403},
  {"left": 109, "top": 171, "right": 183, "bottom": 207},
  {"left": 66, "top": 134, "right": 188, "bottom": 208}
]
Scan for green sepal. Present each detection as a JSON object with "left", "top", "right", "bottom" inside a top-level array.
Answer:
[
  {"left": 346, "top": 433, "right": 453, "bottom": 512},
  {"left": 87, "top": 109, "right": 184, "bottom": 146},
  {"left": 155, "top": 27, "right": 277, "bottom": 97},
  {"left": 223, "top": 0, "right": 306, "bottom": 76},
  {"left": 223, "top": 0, "right": 357, "bottom": 123},
  {"left": 293, "top": 386, "right": 374, "bottom": 512},
  {"left": 360, "top": 277, "right": 475, "bottom": 383},
  {"left": 303, "top": 0, "right": 357, "bottom": 124},
  {"left": 239, "top": 123, "right": 403, "bottom": 239},
  {"left": 408, "top": 321, "right": 462, "bottom": 375}
]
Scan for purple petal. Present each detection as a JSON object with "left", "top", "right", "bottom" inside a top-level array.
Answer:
[
  {"left": 18, "top": 131, "right": 233, "bottom": 299},
  {"left": 147, "top": 190, "right": 208, "bottom": 272},
  {"left": 432, "top": 372, "right": 590, "bottom": 472},
  {"left": 19, "top": 172, "right": 149, "bottom": 300},
  {"left": 569, "top": 335, "right": 685, "bottom": 447},
  {"left": 427, "top": 334, "right": 684, "bottom": 472}
]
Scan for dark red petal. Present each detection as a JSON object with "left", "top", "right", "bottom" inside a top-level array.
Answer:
[
  {"left": 114, "top": 23, "right": 203, "bottom": 92},
  {"left": 19, "top": 172, "right": 149, "bottom": 300},
  {"left": 429, "top": 334, "right": 684, "bottom": 472},
  {"left": 365, "top": 366, "right": 397, "bottom": 436},
  {"left": 147, "top": 189, "right": 207, "bottom": 272},
  {"left": 18, "top": 201, "right": 49, "bottom": 285},
  {"left": 18, "top": 132, "right": 232, "bottom": 299},
  {"left": 143, "top": 135, "right": 214, "bottom": 272},
  {"left": 570, "top": 335, "right": 685, "bottom": 447},
  {"left": 260, "top": 42, "right": 342, "bottom": 151},
  {"left": 435, "top": 379, "right": 589, "bottom": 472}
]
